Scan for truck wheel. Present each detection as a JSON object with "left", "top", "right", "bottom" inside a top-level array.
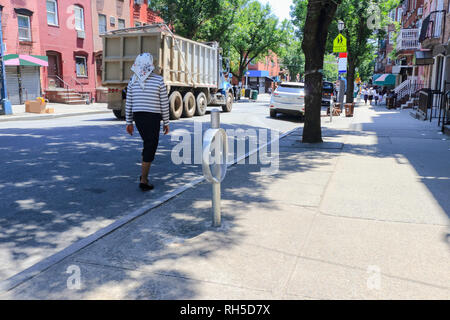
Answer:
[
  {"left": 182, "top": 92, "right": 196, "bottom": 118},
  {"left": 113, "top": 109, "right": 125, "bottom": 120},
  {"left": 169, "top": 91, "right": 183, "bottom": 120},
  {"left": 222, "top": 91, "right": 233, "bottom": 112},
  {"left": 270, "top": 109, "right": 277, "bottom": 118},
  {"left": 195, "top": 92, "right": 207, "bottom": 116}
]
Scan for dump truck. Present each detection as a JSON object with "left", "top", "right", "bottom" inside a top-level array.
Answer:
[{"left": 101, "top": 24, "right": 233, "bottom": 120}]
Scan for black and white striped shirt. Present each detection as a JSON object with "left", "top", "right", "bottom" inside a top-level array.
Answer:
[{"left": 125, "top": 74, "right": 170, "bottom": 126}]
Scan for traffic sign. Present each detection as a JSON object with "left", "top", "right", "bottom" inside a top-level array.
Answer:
[
  {"left": 333, "top": 33, "right": 347, "bottom": 53},
  {"left": 338, "top": 56, "right": 347, "bottom": 73}
]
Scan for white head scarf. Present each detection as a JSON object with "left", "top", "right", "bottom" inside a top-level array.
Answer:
[{"left": 130, "top": 53, "right": 155, "bottom": 90}]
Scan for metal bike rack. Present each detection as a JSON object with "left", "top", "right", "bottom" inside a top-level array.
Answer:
[{"left": 202, "top": 109, "right": 228, "bottom": 227}]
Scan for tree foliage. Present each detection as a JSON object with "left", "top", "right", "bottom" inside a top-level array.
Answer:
[
  {"left": 195, "top": 0, "right": 249, "bottom": 56},
  {"left": 228, "top": 1, "right": 290, "bottom": 81},
  {"left": 331, "top": 0, "right": 400, "bottom": 101},
  {"left": 151, "top": 0, "right": 223, "bottom": 39}
]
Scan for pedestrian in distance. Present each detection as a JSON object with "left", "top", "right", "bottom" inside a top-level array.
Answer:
[
  {"left": 368, "top": 87, "right": 374, "bottom": 105},
  {"left": 125, "top": 53, "right": 170, "bottom": 191},
  {"left": 363, "top": 87, "right": 368, "bottom": 104}
]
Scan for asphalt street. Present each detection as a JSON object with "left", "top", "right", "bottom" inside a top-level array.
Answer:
[{"left": 0, "top": 97, "right": 301, "bottom": 282}]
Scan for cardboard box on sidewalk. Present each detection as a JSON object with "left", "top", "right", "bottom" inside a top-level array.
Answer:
[
  {"left": 45, "top": 107, "right": 55, "bottom": 114},
  {"left": 25, "top": 98, "right": 48, "bottom": 114}
]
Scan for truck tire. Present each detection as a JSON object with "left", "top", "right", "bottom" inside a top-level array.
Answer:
[
  {"left": 169, "top": 91, "right": 183, "bottom": 120},
  {"left": 195, "top": 92, "right": 207, "bottom": 116},
  {"left": 222, "top": 91, "right": 233, "bottom": 112},
  {"left": 270, "top": 109, "right": 277, "bottom": 118},
  {"left": 182, "top": 92, "right": 196, "bottom": 118},
  {"left": 113, "top": 109, "right": 125, "bottom": 120}
]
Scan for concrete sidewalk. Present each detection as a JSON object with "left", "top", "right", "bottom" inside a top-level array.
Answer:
[
  {"left": 1, "top": 102, "right": 449, "bottom": 299},
  {"left": 0, "top": 103, "right": 110, "bottom": 122}
]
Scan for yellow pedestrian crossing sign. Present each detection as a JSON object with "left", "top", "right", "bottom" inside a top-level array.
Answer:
[{"left": 333, "top": 33, "right": 347, "bottom": 53}]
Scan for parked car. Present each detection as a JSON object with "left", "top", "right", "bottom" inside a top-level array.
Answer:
[
  {"left": 269, "top": 82, "right": 305, "bottom": 118},
  {"left": 322, "top": 81, "right": 335, "bottom": 106}
]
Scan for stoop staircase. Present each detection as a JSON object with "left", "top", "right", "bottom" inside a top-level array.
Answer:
[
  {"left": 45, "top": 77, "right": 89, "bottom": 105},
  {"left": 394, "top": 77, "right": 423, "bottom": 109},
  {"left": 45, "top": 88, "right": 88, "bottom": 105}
]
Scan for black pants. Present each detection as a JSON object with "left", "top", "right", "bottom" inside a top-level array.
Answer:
[{"left": 133, "top": 112, "right": 162, "bottom": 163}]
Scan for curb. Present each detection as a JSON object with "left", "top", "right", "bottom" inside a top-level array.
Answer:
[
  {"left": 0, "top": 111, "right": 111, "bottom": 122},
  {"left": 0, "top": 125, "right": 300, "bottom": 294}
]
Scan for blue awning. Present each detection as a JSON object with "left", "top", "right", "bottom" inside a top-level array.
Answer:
[{"left": 247, "top": 70, "right": 269, "bottom": 77}]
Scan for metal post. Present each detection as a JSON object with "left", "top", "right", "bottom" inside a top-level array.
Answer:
[
  {"left": 0, "top": 6, "right": 12, "bottom": 115},
  {"left": 211, "top": 108, "right": 220, "bottom": 129},
  {"left": 210, "top": 109, "right": 221, "bottom": 227}
]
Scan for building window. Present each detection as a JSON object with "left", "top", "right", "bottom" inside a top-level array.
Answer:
[
  {"left": 75, "top": 56, "right": 87, "bottom": 77},
  {"left": 47, "top": 0, "right": 58, "bottom": 26},
  {"left": 135, "top": 21, "right": 142, "bottom": 27},
  {"left": 118, "top": 19, "right": 125, "bottom": 29},
  {"left": 74, "top": 5, "right": 84, "bottom": 31},
  {"left": 98, "top": 14, "right": 107, "bottom": 34},
  {"left": 18, "top": 15, "right": 31, "bottom": 41}
]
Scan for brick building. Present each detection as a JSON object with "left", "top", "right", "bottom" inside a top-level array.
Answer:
[
  {"left": 246, "top": 52, "right": 281, "bottom": 93},
  {"left": 130, "top": 0, "right": 163, "bottom": 26},
  {"left": 37, "top": 0, "right": 96, "bottom": 104},
  {"left": 0, "top": 1, "right": 47, "bottom": 105}
]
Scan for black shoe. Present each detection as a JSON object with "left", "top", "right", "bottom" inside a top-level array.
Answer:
[{"left": 139, "top": 176, "right": 154, "bottom": 191}]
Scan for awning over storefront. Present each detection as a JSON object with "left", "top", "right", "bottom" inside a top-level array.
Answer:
[
  {"left": 373, "top": 73, "right": 396, "bottom": 86},
  {"left": 247, "top": 70, "right": 269, "bottom": 78},
  {"left": 3, "top": 54, "right": 48, "bottom": 67},
  {"left": 414, "top": 51, "right": 434, "bottom": 65}
]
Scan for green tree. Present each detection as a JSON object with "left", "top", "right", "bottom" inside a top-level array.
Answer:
[
  {"left": 333, "top": 0, "right": 399, "bottom": 103},
  {"left": 323, "top": 54, "right": 338, "bottom": 82},
  {"left": 151, "top": 0, "right": 222, "bottom": 39},
  {"left": 195, "top": 0, "right": 249, "bottom": 56},
  {"left": 299, "top": 0, "right": 341, "bottom": 143},
  {"left": 281, "top": 40, "right": 305, "bottom": 80},
  {"left": 228, "top": 1, "right": 290, "bottom": 82}
]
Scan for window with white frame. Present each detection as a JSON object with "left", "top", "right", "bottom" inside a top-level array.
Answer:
[
  {"left": 18, "top": 15, "right": 31, "bottom": 41},
  {"left": 74, "top": 5, "right": 84, "bottom": 31},
  {"left": 47, "top": 0, "right": 58, "bottom": 26},
  {"left": 75, "top": 56, "right": 87, "bottom": 77},
  {"left": 98, "top": 14, "right": 107, "bottom": 34},
  {"left": 118, "top": 19, "right": 125, "bottom": 29}
]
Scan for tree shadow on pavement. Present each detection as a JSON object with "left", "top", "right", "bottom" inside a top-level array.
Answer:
[{"left": 2, "top": 104, "right": 449, "bottom": 299}]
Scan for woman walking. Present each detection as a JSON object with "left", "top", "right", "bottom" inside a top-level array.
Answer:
[
  {"left": 125, "top": 53, "right": 170, "bottom": 191},
  {"left": 362, "top": 87, "right": 368, "bottom": 104},
  {"left": 368, "top": 87, "right": 374, "bottom": 105}
]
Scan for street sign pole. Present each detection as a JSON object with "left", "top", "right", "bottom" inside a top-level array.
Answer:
[{"left": 0, "top": 6, "right": 12, "bottom": 115}]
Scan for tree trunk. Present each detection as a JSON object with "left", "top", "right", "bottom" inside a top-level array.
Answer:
[
  {"left": 301, "top": 0, "right": 340, "bottom": 143},
  {"left": 346, "top": 58, "right": 355, "bottom": 103}
]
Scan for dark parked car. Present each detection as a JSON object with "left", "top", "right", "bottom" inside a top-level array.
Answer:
[{"left": 322, "top": 81, "right": 335, "bottom": 106}]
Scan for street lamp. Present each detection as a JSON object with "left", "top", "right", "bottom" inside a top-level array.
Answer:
[{"left": 338, "top": 20, "right": 345, "bottom": 32}]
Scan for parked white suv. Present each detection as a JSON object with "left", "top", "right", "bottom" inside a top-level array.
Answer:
[{"left": 269, "top": 82, "right": 305, "bottom": 118}]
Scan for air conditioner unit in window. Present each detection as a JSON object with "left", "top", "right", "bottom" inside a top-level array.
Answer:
[
  {"left": 110, "top": 17, "right": 116, "bottom": 25},
  {"left": 77, "top": 30, "right": 85, "bottom": 39},
  {"left": 417, "top": 8, "right": 423, "bottom": 16},
  {"left": 134, "top": 0, "right": 144, "bottom": 5}
]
